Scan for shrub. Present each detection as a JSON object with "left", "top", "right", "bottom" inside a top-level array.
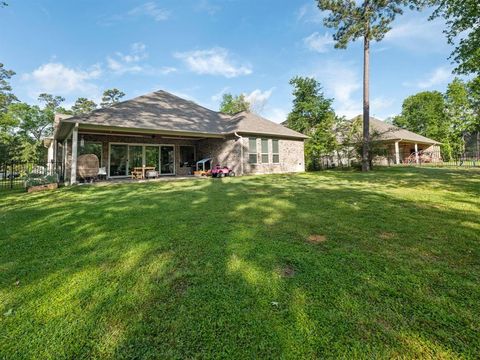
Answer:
[{"left": 25, "top": 173, "right": 58, "bottom": 188}]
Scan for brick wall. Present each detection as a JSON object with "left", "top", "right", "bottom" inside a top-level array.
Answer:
[{"left": 198, "top": 135, "right": 305, "bottom": 175}]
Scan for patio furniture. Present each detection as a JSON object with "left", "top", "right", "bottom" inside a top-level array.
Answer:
[
  {"left": 132, "top": 166, "right": 157, "bottom": 179},
  {"left": 77, "top": 154, "right": 99, "bottom": 182},
  {"left": 131, "top": 167, "right": 144, "bottom": 179},
  {"left": 98, "top": 167, "right": 107, "bottom": 180},
  {"left": 145, "top": 170, "right": 159, "bottom": 179}
]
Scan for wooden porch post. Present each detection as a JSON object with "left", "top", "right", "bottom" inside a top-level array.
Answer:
[
  {"left": 70, "top": 123, "right": 79, "bottom": 185},
  {"left": 395, "top": 141, "right": 400, "bottom": 164},
  {"left": 63, "top": 140, "right": 67, "bottom": 180},
  {"left": 414, "top": 143, "right": 419, "bottom": 164}
]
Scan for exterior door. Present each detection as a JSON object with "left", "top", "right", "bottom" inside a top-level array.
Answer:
[
  {"left": 160, "top": 146, "right": 174, "bottom": 174},
  {"left": 145, "top": 146, "right": 160, "bottom": 170},
  {"left": 109, "top": 144, "right": 128, "bottom": 177},
  {"left": 128, "top": 145, "right": 143, "bottom": 175}
]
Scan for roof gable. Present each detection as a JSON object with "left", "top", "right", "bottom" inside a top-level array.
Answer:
[{"left": 352, "top": 116, "right": 440, "bottom": 144}]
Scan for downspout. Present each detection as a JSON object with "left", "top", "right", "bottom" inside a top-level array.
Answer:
[{"left": 234, "top": 132, "right": 244, "bottom": 176}]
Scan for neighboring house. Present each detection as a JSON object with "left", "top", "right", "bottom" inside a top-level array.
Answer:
[
  {"left": 47, "top": 90, "right": 307, "bottom": 184},
  {"left": 334, "top": 116, "right": 441, "bottom": 166}
]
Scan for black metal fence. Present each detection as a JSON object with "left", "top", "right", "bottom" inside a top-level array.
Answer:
[
  {"left": 0, "top": 161, "right": 64, "bottom": 190},
  {"left": 313, "top": 150, "right": 480, "bottom": 170},
  {"left": 401, "top": 150, "right": 480, "bottom": 168}
]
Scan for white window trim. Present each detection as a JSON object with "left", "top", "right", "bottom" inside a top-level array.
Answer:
[
  {"left": 248, "top": 137, "right": 258, "bottom": 164},
  {"left": 261, "top": 138, "right": 269, "bottom": 164},
  {"left": 272, "top": 139, "right": 280, "bottom": 164}
]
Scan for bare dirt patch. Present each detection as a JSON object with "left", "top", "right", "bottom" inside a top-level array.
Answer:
[
  {"left": 307, "top": 234, "right": 327, "bottom": 244},
  {"left": 171, "top": 278, "right": 189, "bottom": 295},
  {"left": 278, "top": 264, "right": 296, "bottom": 278},
  {"left": 379, "top": 232, "right": 395, "bottom": 240}
]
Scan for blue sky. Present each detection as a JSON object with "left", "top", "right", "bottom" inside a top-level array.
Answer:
[{"left": 1, "top": 0, "right": 456, "bottom": 122}]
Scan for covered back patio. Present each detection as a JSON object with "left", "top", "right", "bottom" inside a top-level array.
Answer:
[
  {"left": 376, "top": 140, "right": 442, "bottom": 165},
  {"left": 49, "top": 120, "right": 228, "bottom": 184}
]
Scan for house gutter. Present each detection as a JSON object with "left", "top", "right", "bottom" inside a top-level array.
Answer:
[{"left": 234, "top": 132, "right": 244, "bottom": 176}]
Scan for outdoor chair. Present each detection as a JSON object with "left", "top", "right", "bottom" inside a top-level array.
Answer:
[
  {"left": 77, "top": 154, "right": 99, "bottom": 183},
  {"left": 145, "top": 170, "right": 159, "bottom": 179}
]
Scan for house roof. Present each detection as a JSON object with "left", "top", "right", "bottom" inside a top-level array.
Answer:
[
  {"left": 226, "top": 111, "right": 308, "bottom": 138},
  {"left": 55, "top": 90, "right": 307, "bottom": 140},
  {"left": 352, "top": 116, "right": 440, "bottom": 145}
]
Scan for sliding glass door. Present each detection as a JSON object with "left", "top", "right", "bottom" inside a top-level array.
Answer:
[
  {"left": 128, "top": 146, "right": 143, "bottom": 176},
  {"left": 160, "top": 146, "right": 174, "bottom": 174},
  {"left": 109, "top": 143, "right": 175, "bottom": 177},
  {"left": 145, "top": 146, "right": 160, "bottom": 170},
  {"left": 109, "top": 144, "right": 128, "bottom": 177}
]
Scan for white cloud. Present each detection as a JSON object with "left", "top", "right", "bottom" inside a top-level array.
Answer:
[
  {"left": 128, "top": 2, "right": 170, "bottom": 22},
  {"left": 98, "top": 2, "right": 170, "bottom": 25},
  {"left": 304, "top": 32, "right": 335, "bottom": 53},
  {"left": 371, "top": 97, "right": 394, "bottom": 111},
  {"left": 404, "top": 66, "right": 452, "bottom": 89},
  {"left": 196, "top": 0, "right": 221, "bottom": 15},
  {"left": 174, "top": 47, "right": 252, "bottom": 78},
  {"left": 264, "top": 107, "right": 289, "bottom": 124},
  {"left": 296, "top": 3, "right": 325, "bottom": 24},
  {"left": 244, "top": 88, "right": 274, "bottom": 114},
  {"left": 312, "top": 61, "right": 362, "bottom": 118},
  {"left": 384, "top": 17, "right": 448, "bottom": 52},
  {"left": 107, "top": 43, "right": 176, "bottom": 75},
  {"left": 22, "top": 62, "right": 101, "bottom": 98},
  {"left": 107, "top": 42, "right": 148, "bottom": 74}
]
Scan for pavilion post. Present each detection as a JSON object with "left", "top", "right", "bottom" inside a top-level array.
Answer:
[{"left": 395, "top": 141, "right": 400, "bottom": 164}]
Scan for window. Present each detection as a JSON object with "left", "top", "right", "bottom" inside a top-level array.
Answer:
[
  {"left": 248, "top": 138, "right": 257, "bottom": 164},
  {"left": 79, "top": 141, "right": 102, "bottom": 164},
  {"left": 261, "top": 139, "right": 269, "bottom": 163},
  {"left": 180, "top": 146, "right": 195, "bottom": 167},
  {"left": 272, "top": 139, "right": 279, "bottom": 163}
]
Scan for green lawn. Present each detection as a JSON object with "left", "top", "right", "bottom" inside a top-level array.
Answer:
[{"left": 1, "top": 167, "right": 479, "bottom": 359}]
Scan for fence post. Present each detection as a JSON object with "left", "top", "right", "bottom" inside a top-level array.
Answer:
[{"left": 10, "top": 161, "right": 13, "bottom": 189}]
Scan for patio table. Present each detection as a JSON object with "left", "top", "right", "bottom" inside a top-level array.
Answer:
[{"left": 132, "top": 166, "right": 157, "bottom": 179}]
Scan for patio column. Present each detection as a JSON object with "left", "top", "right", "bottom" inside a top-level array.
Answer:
[
  {"left": 70, "top": 123, "right": 79, "bottom": 185},
  {"left": 415, "top": 143, "right": 419, "bottom": 164},
  {"left": 395, "top": 141, "right": 400, "bottom": 164}
]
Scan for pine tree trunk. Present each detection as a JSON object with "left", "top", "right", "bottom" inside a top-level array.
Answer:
[{"left": 362, "top": 35, "right": 370, "bottom": 172}]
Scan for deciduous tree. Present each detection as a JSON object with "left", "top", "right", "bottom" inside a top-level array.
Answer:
[
  {"left": 286, "top": 76, "right": 337, "bottom": 170},
  {"left": 427, "top": 0, "right": 479, "bottom": 75},
  {"left": 219, "top": 93, "right": 250, "bottom": 115},
  {"left": 393, "top": 91, "right": 452, "bottom": 158},
  {"left": 445, "top": 78, "right": 475, "bottom": 153},
  {"left": 0, "top": 63, "right": 18, "bottom": 114}
]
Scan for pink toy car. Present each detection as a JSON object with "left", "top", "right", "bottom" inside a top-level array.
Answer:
[{"left": 211, "top": 164, "right": 235, "bottom": 178}]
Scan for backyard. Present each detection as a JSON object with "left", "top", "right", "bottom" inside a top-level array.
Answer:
[{"left": 1, "top": 167, "right": 479, "bottom": 359}]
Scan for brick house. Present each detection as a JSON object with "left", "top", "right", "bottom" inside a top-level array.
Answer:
[{"left": 48, "top": 90, "right": 307, "bottom": 184}]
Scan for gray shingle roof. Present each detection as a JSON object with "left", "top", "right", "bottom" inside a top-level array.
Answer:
[
  {"left": 226, "top": 111, "right": 308, "bottom": 138},
  {"left": 352, "top": 116, "right": 440, "bottom": 144},
  {"left": 58, "top": 90, "right": 306, "bottom": 139}
]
